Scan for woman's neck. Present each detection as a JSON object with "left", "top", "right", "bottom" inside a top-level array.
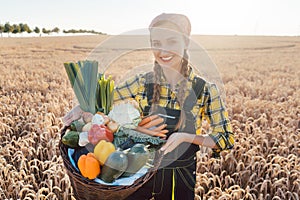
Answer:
[{"left": 162, "top": 67, "right": 183, "bottom": 90}]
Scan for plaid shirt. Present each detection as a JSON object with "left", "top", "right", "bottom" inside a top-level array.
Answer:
[{"left": 114, "top": 69, "right": 234, "bottom": 152}]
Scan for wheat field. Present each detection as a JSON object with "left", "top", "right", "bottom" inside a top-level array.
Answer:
[{"left": 0, "top": 35, "right": 299, "bottom": 200}]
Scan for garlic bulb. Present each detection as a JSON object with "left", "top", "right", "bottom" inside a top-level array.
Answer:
[{"left": 92, "top": 114, "right": 105, "bottom": 125}]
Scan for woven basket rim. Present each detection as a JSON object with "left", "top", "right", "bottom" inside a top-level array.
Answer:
[{"left": 59, "top": 126, "right": 163, "bottom": 198}]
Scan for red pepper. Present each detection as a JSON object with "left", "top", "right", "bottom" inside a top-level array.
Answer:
[{"left": 88, "top": 124, "right": 114, "bottom": 145}]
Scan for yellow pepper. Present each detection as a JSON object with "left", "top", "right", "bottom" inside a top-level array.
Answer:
[{"left": 94, "top": 140, "right": 116, "bottom": 165}]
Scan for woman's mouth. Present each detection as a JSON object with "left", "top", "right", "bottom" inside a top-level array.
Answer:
[{"left": 160, "top": 56, "right": 173, "bottom": 62}]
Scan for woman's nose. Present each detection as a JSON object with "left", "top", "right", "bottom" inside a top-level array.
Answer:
[{"left": 157, "top": 48, "right": 172, "bottom": 56}]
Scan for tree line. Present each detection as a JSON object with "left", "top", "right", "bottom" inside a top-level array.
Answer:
[{"left": 0, "top": 22, "right": 105, "bottom": 36}]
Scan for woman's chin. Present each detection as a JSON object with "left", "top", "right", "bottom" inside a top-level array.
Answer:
[{"left": 158, "top": 60, "right": 174, "bottom": 68}]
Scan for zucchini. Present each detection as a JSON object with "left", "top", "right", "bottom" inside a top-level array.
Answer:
[
  {"left": 100, "top": 151, "right": 128, "bottom": 183},
  {"left": 122, "top": 144, "right": 150, "bottom": 177}
]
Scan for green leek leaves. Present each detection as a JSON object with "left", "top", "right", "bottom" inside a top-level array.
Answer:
[
  {"left": 64, "top": 60, "right": 114, "bottom": 115},
  {"left": 64, "top": 60, "right": 98, "bottom": 114}
]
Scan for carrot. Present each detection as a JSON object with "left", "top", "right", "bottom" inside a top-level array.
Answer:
[
  {"left": 138, "top": 115, "right": 159, "bottom": 126},
  {"left": 135, "top": 126, "right": 166, "bottom": 138},
  {"left": 142, "top": 117, "right": 164, "bottom": 129},
  {"left": 138, "top": 117, "right": 151, "bottom": 126}
]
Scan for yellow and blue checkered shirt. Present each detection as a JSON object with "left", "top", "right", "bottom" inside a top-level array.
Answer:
[{"left": 113, "top": 69, "right": 234, "bottom": 152}]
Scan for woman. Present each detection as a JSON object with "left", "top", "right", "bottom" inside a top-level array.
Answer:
[
  {"left": 63, "top": 13, "right": 234, "bottom": 200},
  {"left": 115, "top": 13, "right": 234, "bottom": 200}
]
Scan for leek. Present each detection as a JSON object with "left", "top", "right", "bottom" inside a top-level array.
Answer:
[
  {"left": 64, "top": 60, "right": 98, "bottom": 114},
  {"left": 95, "top": 74, "right": 114, "bottom": 115}
]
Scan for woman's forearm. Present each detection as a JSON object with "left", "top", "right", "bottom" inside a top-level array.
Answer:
[
  {"left": 185, "top": 134, "right": 217, "bottom": 149},
  {"left": 161, "top": 132, "right": 218, "bottom": 155}
]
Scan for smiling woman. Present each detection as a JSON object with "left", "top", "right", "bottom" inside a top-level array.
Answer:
[{"left": 113, "top": 13, "right": 235, "bottom": 200}]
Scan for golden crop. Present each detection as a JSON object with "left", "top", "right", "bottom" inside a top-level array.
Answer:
[{"left": 0, "top": 35, "right": 299, "bottom": 199}]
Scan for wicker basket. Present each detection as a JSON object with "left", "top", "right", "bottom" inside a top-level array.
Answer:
[{"left": 59, "top": 126, "right": 163, "bottom": 200}]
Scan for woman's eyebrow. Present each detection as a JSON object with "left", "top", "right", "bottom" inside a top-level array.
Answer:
[
  {"left": 167, "top": 37, "right": 177, "bottom": 40},
  {"left": 151, "top": 37, "right": 179, "bottom": 43}
]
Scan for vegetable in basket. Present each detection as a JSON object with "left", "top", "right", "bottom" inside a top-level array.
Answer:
[
  {"left": 96, "top": 74, "right": 114, "bottom": 115},
  {"left": 64, "top": 60, "right": 98, "bottom": 114},
  {"left": 78, "top": 153, "right": 101, "bottom": 180},
  {"left": 82, "top": 122, "right": 92, "bottom": 132},
  {"left": 70, "top": 120, "right": 85, "bottom": 132},
  {"left": 122, "top": 144, "right": 150, "bottom": 177},
  {"left": 88, "top": 124, "right": 114, "bottom": 145},
  {"left": 100, "top": 151, "right": 128, "bottom": 183},
  {"left": 94, "top": 140, "right": 116, "bottom": 165},
  {"left": 62, "top": 131, "right": 80, "bottom": 148},
  {"left": 108, "top": 101, "right": 141, "bottom": 129}
]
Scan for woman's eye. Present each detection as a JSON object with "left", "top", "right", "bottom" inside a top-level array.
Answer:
[{"left": 168, "top": 40, "right": 177, "bottom": 45}]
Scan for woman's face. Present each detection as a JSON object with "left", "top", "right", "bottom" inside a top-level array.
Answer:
[{"left": 150, "top": 22, "right": 187, "bottom": 72}]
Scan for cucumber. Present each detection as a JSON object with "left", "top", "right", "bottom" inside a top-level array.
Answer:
[
  {"left": 122, "top": 144, "right": 150, "bottom": 177},
  {"left": 100, "top": 151, "right": 128, "bottom": 183},
  {"left": 62, "top": 131, "right": 80, "bottom": 148}
]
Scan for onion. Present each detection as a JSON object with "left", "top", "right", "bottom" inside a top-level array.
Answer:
[{"left": 82, "top": 112, "right": 93, "bottom": 123}]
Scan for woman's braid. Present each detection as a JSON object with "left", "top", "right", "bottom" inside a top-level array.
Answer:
[
  {"left": 175, "top": 49, "right": 190, "bottom": 130},
  {"left": 152, "top": 61, "right": 162, "bottom": 105}
]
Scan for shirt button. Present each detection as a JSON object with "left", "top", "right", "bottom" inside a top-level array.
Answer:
[
  {"left": 194, "top": 156, "right": 196, "bottom": 160},
  {"left": 193, "top": 171, "right": 196, "bottom": 175}
]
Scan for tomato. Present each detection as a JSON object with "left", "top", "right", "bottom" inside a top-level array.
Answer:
[{"left": 88, "top": 124, "right": 114, "bottom": 145}]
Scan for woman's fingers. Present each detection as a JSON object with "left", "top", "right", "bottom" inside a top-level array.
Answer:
[
  {"left": 135, "top": 126, "right": 167, "bottom": 138},
  {"left": 160, "top": 133, "right": 188, "bottom": 155},
  {"left": 161, "top": 139, "right": 177, "bottom": 155},
  {"left": 159, "top": 129, "right": 169, "bottom": 135},
  {"left": 62, "top": 113, "right": 73, "bottom": 126},
  {"left": 62, "top": 105, "right": 83, "bottom": 126},
  {"left": 153, "top": 123, "right": 167, "bottom": 131}
]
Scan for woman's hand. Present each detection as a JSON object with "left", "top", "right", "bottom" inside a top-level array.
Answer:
[
  {"left": 62, "top": 105, "right": 83, "bottom": 126},
  {"left": 160, "top": 132, "right": 195, "bottom": 155},
  {"left": 160, "top": 132, "right": 218, "bottom": 155}
]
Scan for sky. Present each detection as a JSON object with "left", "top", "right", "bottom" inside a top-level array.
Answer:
[{"left": 1, "top": 0, "right": 300, "bottom": 36}]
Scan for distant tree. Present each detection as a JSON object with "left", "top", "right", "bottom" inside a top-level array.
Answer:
[
  {"left": 4, "top": 22, "right": 13, "bottom": 35},
  {"left": 0, "top": 24, "right": 4, "bottom": 37},
  {"left": 42, "top": 28, "right": 50, "bottom": 34},
  {"left": 52, "top": 27, "right": 60, "bottom": 33},
  {"left": 19, "top": 23, "right": 25, "bottom": 33},
  {"left": 62, "top": 28, "right": 105, "bottom": 35},
  {"left": 19, "top": 23, "right": 31, "bottom": 33},
  {"left": 0, "top": 22, "right": 105, "bottom": 36},
  {"left": 27, "top": 27, "right": 32, "bottom": 33},
  {"left": 12, "top": 24, "right": 21, "bottom": 34},
  {"left": 34, "top": 26, "right": 40, "bottom": 34}
]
